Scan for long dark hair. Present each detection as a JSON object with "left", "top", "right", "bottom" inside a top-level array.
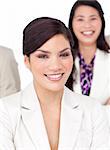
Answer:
[
  {"left": 68, "top": 0, "right": 110, "bottom": 53},
  {"left": 23, "top": 17, "right": 76, "bottom": 90}
]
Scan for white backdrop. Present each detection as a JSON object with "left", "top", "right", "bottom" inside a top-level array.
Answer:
[{"left": 0, "top": 0, "right": 110, "bottom": 89}]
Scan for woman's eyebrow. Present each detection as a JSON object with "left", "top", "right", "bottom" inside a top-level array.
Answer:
[
  {"left": 74, "top": 14, "right": 99, "bottom": 18},
  {"left": 74, "top": 15, "right": 84, "bottom": 18},
  {"left": 60, "top": 48, "right": 71, "bottom": 53},
  {"left": 36, "top": 48, "right": 71, "bottom": 54},
  {"left": 36, "top": 49, "right": 50, "bottom": 54},
  {"left": 89, "top": 14, "right": 99, "bottom": 17}
]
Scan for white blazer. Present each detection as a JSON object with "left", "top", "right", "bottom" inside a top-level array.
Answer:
[
  {"left": 0, "top": 46, "right": 20, "bottom": 98},
  {"left": 74, "top": 49, "right": 110, "bottom": 104},
  {"left": 0, "top": 83, "right": 109, "bottom": 150}
]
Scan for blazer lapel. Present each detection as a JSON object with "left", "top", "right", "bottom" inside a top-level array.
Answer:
[
  {"left": 21, "top": 83, "right": 50, "bottom": 150},
  {"left": 74, "top": 57, "right": 82, "bottom": 94},
  {"left": 20, "top": 84, "right": 83, "bottom": 150},
  {"left": 90, "top": 50, "right": 107, "bottom": 100},
  {"left": 58, "top": 87, "right": 83, "bottom": 150}
]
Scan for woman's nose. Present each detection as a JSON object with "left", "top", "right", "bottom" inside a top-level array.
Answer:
[
  {"left": 48, "top": 57, "right": 62, "bottom": 71},
  {"left": 84, "top": 20, "right": 91, "bottom": 28}
]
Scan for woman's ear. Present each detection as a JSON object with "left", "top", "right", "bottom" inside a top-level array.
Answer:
[{"left": 24, "top": 55, "right": 31, "bottom": 70}]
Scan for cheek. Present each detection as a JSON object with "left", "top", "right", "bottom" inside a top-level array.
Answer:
[
  {"left": 72, "top": 22, "right": 77, "bottom": 32},
  {"left": 93, "top": 20, "right": 102, "bottom": 29},
  {"left": 97, "top": 23, "right": 102, "bottom": 33},
  {"left": 73, "top": 20, "right": 81, "bottom": 29},
  {"left": 64, "top": 59, "right": 73, "bottom": 71},
  {"left": 31, "top": 62, "right": 44, "bottom": 74},
  {"left": 72, "top": 23, "right": 81, "bottom": 37},
  {"left": 94, "top": 22, "right": 102, "bottom": 37}
]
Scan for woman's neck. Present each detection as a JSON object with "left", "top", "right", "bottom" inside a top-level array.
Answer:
[
  {"left": 33, "top": 82, "right": 63, "bottom": 107},
  {"left": 33, "top": 82, "right": 62, "bottom": 150},
  {"left": 79, "top": 43, "right": 97, "bottom": 64}
]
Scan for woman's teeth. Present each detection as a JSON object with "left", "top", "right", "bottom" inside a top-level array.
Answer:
[
  {"left": 45, "top": 73, "right": 63, "bottom": 81},
  {"left": 82, "top": 31, "right": 93, "bottom": 35}
]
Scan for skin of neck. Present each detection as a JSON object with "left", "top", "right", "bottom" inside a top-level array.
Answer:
[
  {"left": 33, "top": 81, "right": 63, "bottom": 107},
  {"left": 79, "top": 42, "right": 97, "bottom": 64}
]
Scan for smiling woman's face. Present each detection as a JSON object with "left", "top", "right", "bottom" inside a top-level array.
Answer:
[
  {"left": 72, "top": 5, "right": 102, "bottom": 46},
  {"left": 24, "top": 34, "right": 73, "bottom": 92}
]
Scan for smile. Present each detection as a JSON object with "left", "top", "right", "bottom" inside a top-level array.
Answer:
[
  {"left": 44, "top": 73, "right": 64, "bottom": 81},
  {"left": 81, "top": 31, "right": 94, "bottom": 36}
]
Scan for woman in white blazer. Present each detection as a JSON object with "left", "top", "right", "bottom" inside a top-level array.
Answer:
[
  {"left": 68, "top": 0, "right": 110, "bottom": 104},
  {"left": 0, "top": 17, "right": 109, "bottom": 150}
]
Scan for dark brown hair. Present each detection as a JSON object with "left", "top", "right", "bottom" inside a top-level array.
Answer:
[
  {"left": 23, "top": 17, "right": 76, "bottom": 90},
  {"left": 68, "top": 0, "right": 110, "bottom": 53}
]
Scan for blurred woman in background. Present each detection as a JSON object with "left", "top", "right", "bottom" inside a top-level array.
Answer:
[{"left": 68, "top": 0, "right": 110, "bottom": 105}]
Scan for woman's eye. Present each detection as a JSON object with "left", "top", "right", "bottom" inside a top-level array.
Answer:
[
  {"left": 91, "top": 17, "right": 97, "bottom": 21},
  {"left": 77, "top": 18, "right": 83, "bottom": 22},
  {"left": 37, "top": 54, "right": 48, "bottom": 59},
  {"left": 60, "top": 52, "right": 70, "bottom": 57}
]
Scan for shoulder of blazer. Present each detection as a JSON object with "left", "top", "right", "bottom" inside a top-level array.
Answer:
[
  {"left": 64, "top": 86, "right": 102, "bottom": 113},
  {"left": 65, "top": 87, "right": 105, "bottom": 127},
  {"left": 96, "top": 48, "right": 110, "bottom": 60},
  {"left": 96, "top": 49, "right": 110, "bottom": 71},
  {"left": 1, "top": 90, "right": 22, "bottom": 109},
  {"left": 0, "top": 83, "right": 34, "bottom": 110}
]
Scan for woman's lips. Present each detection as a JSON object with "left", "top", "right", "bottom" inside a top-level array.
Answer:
[
  {"left": 81, "top": 31, "right": 94, "bottom": 36},
  {"left": 44, "top": 73, "right": 64, "bottom": 81}
]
